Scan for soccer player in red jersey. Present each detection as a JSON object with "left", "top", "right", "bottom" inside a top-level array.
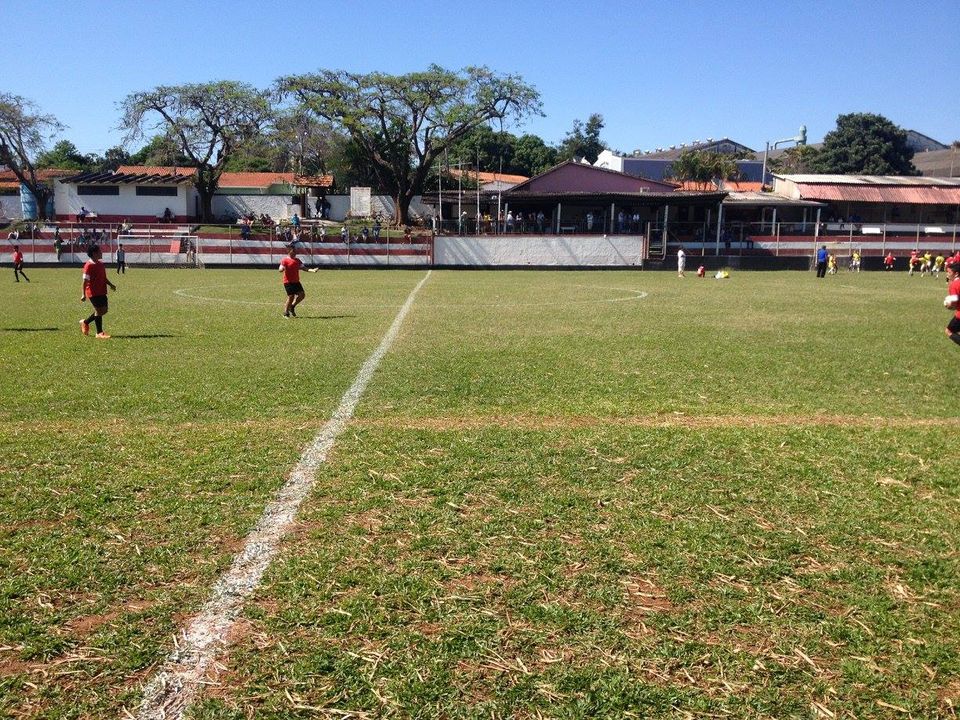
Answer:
[
  {"left": 80, "top": 244, "right": 117, "bottom": 339},
  {"left": 945, "top": 260, "right": 960, "bottom": 348},
  {"left": 12, "top": 245, "right": 29, "bottom": 282},
  {"left": 279, "top": 245, "right": 317, "bottom": 318}
]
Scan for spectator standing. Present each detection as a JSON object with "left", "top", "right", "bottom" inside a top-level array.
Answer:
[
  {"left": 536, "top": 211, "right": 545, "bottom": 234},
  {"left": 116, "top": 244, "right": 126, "bottom": 274},
  {"left": 54, "top": 228, "right": 63, "bottom": 261},
  {"left": 677, "top": 248, "right": 686, "bottom": 278}
]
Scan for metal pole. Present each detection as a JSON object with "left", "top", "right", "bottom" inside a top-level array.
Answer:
[
  {"left": 761, "top": 141, "right": 770, "bottom": 187},
  {"left": 556, "top": 202, "right": 561, "bottom": 234},
  {"left": 715, "top": 202, "right": 723, "bottom": 256},
  {"left": 610, "top": 202, "right": 615, "bottom": 234}
]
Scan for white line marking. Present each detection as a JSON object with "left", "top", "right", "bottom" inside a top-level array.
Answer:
[
  {"left": 174, "top": 283, "right": 648, "bottom": 308},
  {"left": 133, "top": 270, "right": 433, "bottom": 720}
]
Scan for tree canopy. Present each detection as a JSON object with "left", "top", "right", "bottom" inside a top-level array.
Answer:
[
  {"left": 557, "top": 114, "right": 606, "bottom": 164},
  {"left": 0, "top": 92, "right": 64, "bottom": 219},
  {"left": 278, "top": 65, "right": 542, "bottom": 225},
  {"left": 814, "top": 113, "right": 918, "bottom": 175},
  {"left": 119, "top": 81, "right": 273, "bottom": 220}
]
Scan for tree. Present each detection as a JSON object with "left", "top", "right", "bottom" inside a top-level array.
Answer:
[
  {"left": 768, "top": 145, "right": 821, "bottom": 175},
  {"left": 120, "top": 81, "right": 273, "bottom": 221},
  {"left": 36, "top": 140, "right": 92, "bottom": 171},
  {"left": 127, "top": 133, "right": 192, "bottom": 168},
  {"left": 666, "top": 150, "right": 740, "bottom": 190},
  {"left": 0, "top": 92, "right": 64, "bottom": 220},
  {"left": 511, "top": 133, "right": 558, "bottom": 176},
  {"left": 278, "top": 65, "right": 542, "bottom": 225},
  {"left": 557, "top": 113, "right": 606, "bottom": 164},
  {"left": 814, "top": 113, "right": 918, "bottom": 175}
]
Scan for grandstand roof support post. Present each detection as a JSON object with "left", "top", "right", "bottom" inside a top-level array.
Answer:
[
  {"left": 715, "top": 201, "right": 723, "bottom": 256},
  {"left": 610, "top": 202, "right": 615, "bottom": 234},
  {"left": 663, "top": 204, "right": 670, "bottom": 252},
  {"left": 772, "top": 208, "right": 777, "bottom": 239},
  {"left": 556, "top": 202, "right": 561, "bottom": 234},
  {"left": 814, "top": 208, "right": 821, "bottom": 243}
]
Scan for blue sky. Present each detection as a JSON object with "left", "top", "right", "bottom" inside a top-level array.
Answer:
[{"left": 1, "top": 0, "right": 957, "bottom": 159}]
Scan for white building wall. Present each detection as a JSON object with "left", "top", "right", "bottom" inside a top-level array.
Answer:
[
  {"left": 212, "top": 194, "right": 294, "bottom": 220},
  {"left": 434, "top": 235, "right": 643, "bottom": 266},
  {"left": 55, "top": 181, "right": 189, "bottom": 218},
  {"left": 594, "top": 150, "right": 625, "bottom": 172},
  {"left": 1, "top": 196, "right": 21, "bottom": 219},
  {"left": 326, "top": 194, "right": 432, "bottom": 221}
]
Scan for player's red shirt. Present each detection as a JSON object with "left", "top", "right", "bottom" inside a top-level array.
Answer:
[
  {"left": 280, "top": 256, "right": 302, "bottom": 284},
  {"left": 949, "top": 277, "right": 960, "bottom": 320},
  {"left": 82, "top": 260, "right": 108, "bottom": 297},
  {"left": 884, "top": 254, "right": 894, "bottom": 266},
  {"left": 12, "top": 251, "right": 23, "bottom": 264}
]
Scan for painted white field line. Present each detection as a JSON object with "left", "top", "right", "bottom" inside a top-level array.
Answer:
[
  {"left": 133, "top": 270, "right": 432, "bottom": 720},
  {"left": 174, "top": 282, "right": 648, "bottom": 307}
]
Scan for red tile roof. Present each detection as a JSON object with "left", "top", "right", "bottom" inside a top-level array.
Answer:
[
  {"left": 0, "top": 168, "right": 75, "bottom": 190},
  {"left": 449, "top": 169, "right": 529, "bottom": 184},
  {"left": 680, "top": 180, "right": 763, "bottom": 192}
]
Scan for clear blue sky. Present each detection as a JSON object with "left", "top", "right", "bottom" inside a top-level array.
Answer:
[{"left": 2, "top": 0, "right": 957, "bottom": 158}]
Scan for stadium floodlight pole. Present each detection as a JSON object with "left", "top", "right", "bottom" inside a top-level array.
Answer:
[
  {"left": 761, "top": 125, "right": 807, "bottom": 188},
  {"left": 476, "top": 147, "right": 481, "bottom": 233}
]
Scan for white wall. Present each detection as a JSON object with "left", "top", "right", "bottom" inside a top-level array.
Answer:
[
  {"left": 0, "top": 196, "right": 21, "bottom": 219},
  {"left": 326, "top": 195, "right": 433, "bottom": 222},
  {"left": 212, "top": 194, "right": 293, "bottom": 220},
  {"left": 434, "top": 235, "right": 643, "bottom": 266},
  {"left": 55, "top": 181, "right": 189, "bottom": 218}
]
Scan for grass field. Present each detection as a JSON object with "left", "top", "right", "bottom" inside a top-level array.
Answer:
[{"left": 1, "top": 267, "right": 958, "bottom": 719}]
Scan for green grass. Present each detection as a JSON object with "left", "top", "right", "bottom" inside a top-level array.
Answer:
[{"left": 1, "top": 268, "right": 958, "bottom": 718}]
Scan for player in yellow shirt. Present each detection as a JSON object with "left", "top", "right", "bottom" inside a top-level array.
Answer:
[
  {"left": 934, "top": 254, "right": 946, "bottom": 278},
  {"left": 849, "top": 251, "right": 861, "bottom": 273}
]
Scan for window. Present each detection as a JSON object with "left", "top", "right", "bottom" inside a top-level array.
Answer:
[
  {"left": 136, "top": 186, "right": 178, "bottom": 197},
  {"left": 78, "top": 185, "right": 119, "bottom": 196}
]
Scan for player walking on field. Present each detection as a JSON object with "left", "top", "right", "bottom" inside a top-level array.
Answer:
[
  {"left": 11, "top": 245, "right": 29, "bottom": 282},
  {"left": 945, "top": 260, "right": 960, "bottom": 348},
  {"left": 279, "top": 246, "right": 317, "bottom": 318},
  {"left": 677, "top": 247, "right": 686, "bottom": 278},
  {"left": 80, "top": 244, "right": 116, "bottom": 339}
]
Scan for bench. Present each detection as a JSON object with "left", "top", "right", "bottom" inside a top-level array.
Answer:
[{"left": 559, "top": 225, "right": 577, "bottom": 234}]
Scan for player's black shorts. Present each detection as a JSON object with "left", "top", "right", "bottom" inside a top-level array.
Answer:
[
  {"left": 948, "top": 316, "right": 960, "bottom": 334},
  {"left": 89, "top": 294, "right": 108, "bottom": 310},
  {"left": 284, "top": 282, "right": 304, "bottom": 296}
]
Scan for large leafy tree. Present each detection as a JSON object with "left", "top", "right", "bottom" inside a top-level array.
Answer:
[
  {"left": 278, "top": 65, "right": 542, "bottom": 225},
  {"left": 119, "top": 81, "right": 273, "bottom": 220},
  {"left": 0, "top": 92, "right": 64, "bottom": 219},
  {"left": 36, "top": 140, "right": 92, "bottom": 171},
  {"left": 512, "top": 133, "right": 558, "bottom": 176},
  {"left": 814, "top": 113, "right": 918, "bottom": 175},
  {"left": 557, "top": 113, "right": 606, "bottom": 164}
]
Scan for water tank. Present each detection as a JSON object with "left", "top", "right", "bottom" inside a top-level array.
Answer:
[
  {"left": 19, "top": 183, "right": 53, "bottom": 220},
  {"left": 20, "top": 183, "right": 36, "bottom": 219}
]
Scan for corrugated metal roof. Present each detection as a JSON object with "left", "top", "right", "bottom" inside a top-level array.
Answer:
[
  {"left": 776, "top": 173, "right": 960, "bottom": 187},
  {"left": 794, "top": 184, "right": 960, "bottom": 204}
]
